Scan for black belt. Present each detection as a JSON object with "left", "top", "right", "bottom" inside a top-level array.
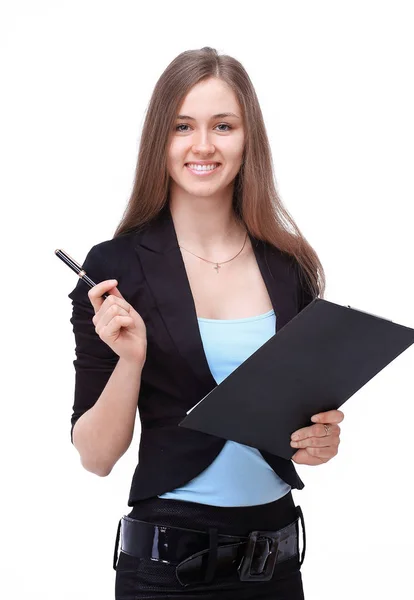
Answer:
[{"left": 113, "top": 505, "right": 306, "bottom": 587}]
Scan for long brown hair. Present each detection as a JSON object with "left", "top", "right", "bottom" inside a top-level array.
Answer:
[{"left": 113, "top": 47, "right": 325, "bottom": 299}]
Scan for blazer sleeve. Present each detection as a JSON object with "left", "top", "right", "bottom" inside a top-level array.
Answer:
[{"left": 67, "top": 243, "right": 119, "bottom": 444}]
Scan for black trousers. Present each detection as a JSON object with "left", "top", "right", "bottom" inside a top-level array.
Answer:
[{"left": 114, "top": 491, "right": 305, "bottom": 599}]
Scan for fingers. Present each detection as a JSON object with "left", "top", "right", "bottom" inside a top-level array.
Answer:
[
  {"left": 88, "top": 281, "right": 134, "bottom": 339},
  {"left": 312, "top": 410, "right": 344, "bottom": 424},
  {"left": 292, "top": 448, "right": 326, "bottom": 465},
  {"left": 93, "top": 300, "right": 131, "bottom": 332},
  {"left": 291, "top": 433, "right": 341, "bottom": 449},
  {"left": 292, "top": 448, "right": 338, "bottom": 465},
  {"left": 305, "top": 446, "right": 339, "bottom": 459},
  {"left": 101, "top": 314, "right": 134, "bottom": 340},
  {"left": 92, "top": 294, "right": 133, "bottom": 335},
  {"left": 291, "top": 423, "right": 341, "bottom": 442},
  {"left": 291, "top": 410, "right": 344, "bottom": 465},
  {"left": 87, "top": 279, "right": 124, "bottom": 313}
]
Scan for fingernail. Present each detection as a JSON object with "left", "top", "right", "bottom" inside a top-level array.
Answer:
[
  {"left": 311, "top": 415, "right": 319, "bottom": 422},
  {"left": 291, "top": 433, "right": 299, "bottom": 440}
]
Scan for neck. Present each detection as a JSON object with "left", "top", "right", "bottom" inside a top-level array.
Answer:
[{"left": 168, "top": 196, "right": 246, "bottom": 256}]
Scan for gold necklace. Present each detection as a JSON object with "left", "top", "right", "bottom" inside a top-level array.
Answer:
[{"left": 178, "top": 231, "right": 248, "bottom": 273}]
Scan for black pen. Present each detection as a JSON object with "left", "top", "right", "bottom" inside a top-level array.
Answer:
[{"left": 55, "top": 248, "right": 111, "bottom": 299}]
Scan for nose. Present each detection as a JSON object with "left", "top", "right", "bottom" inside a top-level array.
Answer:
[{"left": 192, "top": 130, "right": 215, "bottom": 155}]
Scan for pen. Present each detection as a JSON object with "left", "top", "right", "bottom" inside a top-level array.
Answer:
[{"left": 54, "top": 248, "right": 110, "bottom": 299}]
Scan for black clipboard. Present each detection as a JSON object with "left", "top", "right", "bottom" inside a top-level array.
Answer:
[{"left": 179, "top": 299, "right": 414, "bottom": 460}]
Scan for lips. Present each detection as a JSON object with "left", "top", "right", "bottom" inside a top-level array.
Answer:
[
  {"left": 185, "top": 163, "right": 221, "bottom": 176},
  {"left": 184, "top": 163, "right": 221, "bottom": 167}
]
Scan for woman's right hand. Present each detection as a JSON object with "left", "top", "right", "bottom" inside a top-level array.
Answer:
[{"left": 88, "top": 279, "right": 147, "bottom": 365}]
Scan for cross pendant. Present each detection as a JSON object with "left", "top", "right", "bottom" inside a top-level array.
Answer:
[{"left": 214, "top": 263, "right": 221, "bottom": 273}]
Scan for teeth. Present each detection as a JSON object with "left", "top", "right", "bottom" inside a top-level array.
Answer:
[{"left": 187, "top": 163, "right": 219, "bottom": 171}]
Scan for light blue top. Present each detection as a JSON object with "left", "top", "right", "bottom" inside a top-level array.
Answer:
[{"left": 158, "top": 309, "right": 292, "bottom": 506}]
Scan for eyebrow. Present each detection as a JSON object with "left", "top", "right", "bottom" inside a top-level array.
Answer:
[{"left": 176, "top": 112, "right": 240, "bottom": 120}]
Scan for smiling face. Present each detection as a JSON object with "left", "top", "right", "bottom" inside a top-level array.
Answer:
[{"left": 167, "top": 78, "right": 245, "bottom": 200}]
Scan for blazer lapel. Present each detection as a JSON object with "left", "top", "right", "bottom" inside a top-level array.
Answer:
[
  {"left": 252, "top": 238, "right": 299, "bottom": 333},
  {"left": 134, "top": 204, "right": 297, "bottom": 391}
]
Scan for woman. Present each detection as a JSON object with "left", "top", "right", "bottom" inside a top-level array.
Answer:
[{"left": 68, "top": 47, "right": 344, "bottom": 599}]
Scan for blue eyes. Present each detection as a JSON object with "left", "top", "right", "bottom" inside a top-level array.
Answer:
[{"left": 175, "top": 123, "right": 233, "bottom": 133}]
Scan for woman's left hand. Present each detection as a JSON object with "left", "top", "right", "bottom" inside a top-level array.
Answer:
[{"left": 290, "top": 409, "right": 344, "bottom": 465}]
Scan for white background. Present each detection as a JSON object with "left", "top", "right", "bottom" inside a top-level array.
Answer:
[{"left": 1, "top": 1, "right": 413, "bottom": 598}]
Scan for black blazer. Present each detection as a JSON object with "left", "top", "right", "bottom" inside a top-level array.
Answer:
[{"left": 68, "top": 203, "right": 315, "bottom": 505}]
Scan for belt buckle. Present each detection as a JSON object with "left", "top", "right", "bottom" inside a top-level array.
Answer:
[{"left": 237, "top": 530, "right": 279, "bottom": 582}]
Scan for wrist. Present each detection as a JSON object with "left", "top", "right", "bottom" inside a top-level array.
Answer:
[{"left": 118, "top": 355, "right": 146, "bottom": 372}]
